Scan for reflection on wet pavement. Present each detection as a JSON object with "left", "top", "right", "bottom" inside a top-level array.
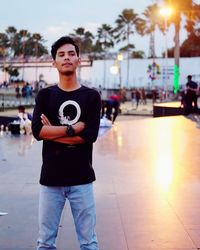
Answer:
[{"left": 1, "top": 115, "right": 200, "bottom": 249}]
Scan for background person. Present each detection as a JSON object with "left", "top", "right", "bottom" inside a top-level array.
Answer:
[
  {"left": 101, "top": 94, "right": 120, "bottom": 124},
  {"left": 17, "top": 105, "right": 32, "bottom": 121},
  {"left": 17, "top": 105, "right": 32, "bottom": 134},
  {"left": 185, "top": 75, "right": 199, "bottom": 115}
]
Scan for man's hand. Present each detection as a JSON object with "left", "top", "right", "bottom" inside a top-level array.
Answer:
[
  {"left": 41, "top": 114, "right": 85, "bottom": 134},
  {"left": 41, "top": 114, "right": 52, "bottom": 126},
  {"left": 73, "top": 122, "right": 85, "bottom": 134}
]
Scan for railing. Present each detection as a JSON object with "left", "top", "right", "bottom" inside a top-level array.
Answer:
[
  {"left": 0, "top": 56, "right": 93, "bottom": 68},
  {"left": 0, "top": 93, "right": 35, "bottom": 112}
]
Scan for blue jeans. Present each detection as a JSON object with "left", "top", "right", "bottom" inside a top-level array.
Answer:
[{"left": 37, "top": 183, "right": 99, "bottom": 250}]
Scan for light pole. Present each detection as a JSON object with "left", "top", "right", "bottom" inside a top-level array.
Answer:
[
  {"left": 117, "top": 53, "right": 123, "bottom": 89},
  {"left": 159, "top": 6, "right": 173, "bottom": 98},
  {"left": 110, "top": 53, "right": 123, "bottom": 89}
]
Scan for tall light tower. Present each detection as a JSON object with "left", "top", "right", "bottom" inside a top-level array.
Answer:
[
  {"left": 149, "top": 33, "right": 155, "bottom": 58},
  {"left": 159, "top": 6, "right": 173, "bottom": 96},
  {"left": 110, "top": 53, "right": 123, "bottom": 89}
]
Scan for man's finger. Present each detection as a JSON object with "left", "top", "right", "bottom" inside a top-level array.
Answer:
[{"left": 41, "top": 114, "right": 51, "bottom": 126}]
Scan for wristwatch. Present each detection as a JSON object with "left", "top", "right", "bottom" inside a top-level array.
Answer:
[{"left": 66, "top": 124, "right": 75, "bottom": 137}]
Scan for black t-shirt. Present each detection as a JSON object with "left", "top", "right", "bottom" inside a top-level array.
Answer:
[
  {"left": 186, "top": 80, "right": 198, "bottom": 95},
  {"left": 32, "top": 85, "right": 101, "bottom": 186}
]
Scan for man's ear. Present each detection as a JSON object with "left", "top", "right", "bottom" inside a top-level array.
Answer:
[
  {"left": 78, "top": 57, "right": 81, "bottom": 66},
  {"left": 52, "top": 60, "right": 56, "bottom": 68}
]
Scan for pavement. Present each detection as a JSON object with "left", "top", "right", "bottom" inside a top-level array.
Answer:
[
  {"left": 120, "top": 100, "right": 154, "bottom": 116},
  {"left": 1, "top": 110, "right": 200, "bottom": 249}
]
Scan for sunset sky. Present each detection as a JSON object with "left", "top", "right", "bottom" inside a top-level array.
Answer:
[{"left": 1, "top": 0, "right": 188, "bottom": 56}]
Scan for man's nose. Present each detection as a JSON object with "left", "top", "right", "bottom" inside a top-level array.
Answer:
[{"left": 64, "top": 55, "right": 70, "bottom": 60}]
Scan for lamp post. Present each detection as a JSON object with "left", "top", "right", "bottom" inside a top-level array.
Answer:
[
  {"left": 159, "top": 7, "right": 173, "bottom": 98},
  {"left": 110, "top": 53, "right": 123, "bottom": 89},
  {"left": 117, "top": 53, "right": 123, "bottom": 89}
]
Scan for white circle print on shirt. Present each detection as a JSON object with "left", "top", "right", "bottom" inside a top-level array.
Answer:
[{"left": 58, "top": 100, "right": 81, "bottom": 125}]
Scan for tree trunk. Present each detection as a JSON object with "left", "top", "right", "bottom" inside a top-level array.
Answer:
[
  {"left": 127, "top": 50, "right": 130, "bottom": 88},
  {"left": 126, "top": 24, "right": 130, "bottom": 88},
  {"left": 103, "top": 56, "right": 106, "bottom": 89},
  {"left": 174, "top": 23, "right": 180, "bottom": 67}
]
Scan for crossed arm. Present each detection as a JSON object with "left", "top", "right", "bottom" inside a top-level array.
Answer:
[
  {"left": 39, "top": 114, "right": 85, "bottom": 145},
  {"left": 186, "top": 85, "right": 199, "bottom": 93}
]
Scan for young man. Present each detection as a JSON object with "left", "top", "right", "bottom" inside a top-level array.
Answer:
[{"left": 32, "top": 36, "right": 101, "bottom": 250}]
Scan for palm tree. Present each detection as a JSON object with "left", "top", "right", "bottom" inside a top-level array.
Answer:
[
  {"left": 140, "top": 4, "right": 163, "bottom": 58},
  {"left": 139, "top": 3, "right": 164, "bottom": 86},
  {"left": 17, "top": 29, "right": 30, "bottom": 80},
  {"left": 0, "top": 27, "right": 48, "bottom": 58},
  {"left": 0, "top": 33, "right": 9, "bottom": 57},
  {"left": 113, "top": 9, "right": 140, "bottom": 87},
  {"left": 5, "top": 26, "right": 17, "bottom": 57},
  {"left": 164, "top": 0, "right": 197, "bottom": 92},
  {"left": 180, "top": 3, "right": 200, "bottom": 56},
  {"left": 96, "top": 24, "right": 114, "bottom": 88},
  {"left": 16, "top": 29, "right": 30, "bottom": 57},
  {"left": 180, "top": 31, "right": 200, "bottom": 56},
  {"left": 70, "top": 27, "right": 94, "bottom": 54},
  {"left": 70, "top": 27, "right": 94, "bottom": 81},
  {"left": 30, "top": 33, "right": 48, "bottom": 57}
]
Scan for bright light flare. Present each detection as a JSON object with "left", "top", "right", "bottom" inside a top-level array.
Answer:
[
  {"left": 149, "top": 119, "right": 177, "bottom": 194},
  {"left": 110, "top": 65, "right": 119, "bottom": 75},
  {"left": 156, "top": 148, "right": 173, "bottom": 193},
  {"left": 159, "top": 6, "right": 173, "bottom": 17},
  {"left": 117, "top": 53, "right": 123, "bottom": 61},
  {"left": 117, "top": 135, "right": 123, "bottom": 146}
]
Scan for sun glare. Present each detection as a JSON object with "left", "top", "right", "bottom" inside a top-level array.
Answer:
[{"left": 159, "top": 6, "right": 173, "bottom": 18}]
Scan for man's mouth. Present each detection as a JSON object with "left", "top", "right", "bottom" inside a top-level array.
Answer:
[{"left": 62, "top": 62, "right": 73, "bottom": 66}]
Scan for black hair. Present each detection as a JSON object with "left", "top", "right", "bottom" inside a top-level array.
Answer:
[
  {"left": 18, "top": 105, "right": 25, "bottom": 112},
  {"left": 51, "top": 36, "right": 79, "bottom": 60},
  {"left": 187, "top": 75, "right": 192, "bottom": 80}
]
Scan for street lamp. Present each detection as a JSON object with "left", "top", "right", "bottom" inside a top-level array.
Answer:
[
  {"left": 159, "top": 6, "right": 173, "bottom": 98},
  {"left": 110, "top": 53, "right": 123, "bottom": 89}
]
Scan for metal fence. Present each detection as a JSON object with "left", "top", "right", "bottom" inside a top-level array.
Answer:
[{"left": 0, "top": 93, "right": 35, "bottom": 112}]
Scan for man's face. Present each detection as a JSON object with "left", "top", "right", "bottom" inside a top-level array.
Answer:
[{"left": 53, "top": 44, "right": 80, "bottom": 75}]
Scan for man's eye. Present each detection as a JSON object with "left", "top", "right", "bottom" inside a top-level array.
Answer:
[{"left": 58, "top": 53, "right": 64, "bottom": 57}]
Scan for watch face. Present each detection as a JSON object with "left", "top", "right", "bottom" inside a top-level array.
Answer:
[{"left": 67, "top": 125, "right": 75, "bottom": 137}]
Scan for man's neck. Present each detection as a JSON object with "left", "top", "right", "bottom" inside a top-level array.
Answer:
[{"left": 58, "top": 74, "right": 81, "bottom": 91}]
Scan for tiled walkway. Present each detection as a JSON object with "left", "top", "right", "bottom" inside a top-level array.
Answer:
[{"left": 0, "top": 115, "right": 200, "bottom": 250}]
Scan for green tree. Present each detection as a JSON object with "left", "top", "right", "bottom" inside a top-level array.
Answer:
[
  {"left": 119, "top": 44, "right": 135, "bottom": 53},
  {"left": 96, "top": 24, "right": 114, "bottom": 87},
  {"left": 70, "top": 27, "right": 94, "bottom": 54},
  {"left": 14, "top": 29, "right": 30, "bottom": 56},
  {"left": 113, "top": 9, "right": 140, "bottom": 87},
  {"left": 180, "top": 4, "right": 200, "bottom": 56},
  {"left": 180, "top": 30, "right": 200, "bottom": 57},
  {"left": 92, "top": 40, "right": 104, "bottom": 55},
  {"left": 0, "top": 33, "right": 9, "bottom": 57},
  {"left": 3, "top": 65, "right": 19, "bottom": 81},
  {"left": 70, "top": 27, "right": 94, "bottom": 81},
  {"left": 5, "top": 26, "right": 17, "bottom": 57},
  {"left": 131, "top": 50, "right": 145, "bottom": 59},
  {"left": 30, "top": 33, "right": 48, "bottom": 57},
  {"left": 96, "top": 24, "right": 114, "bottom": 52},
  {"left": 164, "top": 0, "right": 197, "bottom": 92},
  {"left": 0, "top": 26, "right": 48, "bottom": 58},
  {"left": 140, "top": 4, "right": 163, "bottom": 58},
  {"left": 138, "top": 3, "right": 165, "bottom": 84}
]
